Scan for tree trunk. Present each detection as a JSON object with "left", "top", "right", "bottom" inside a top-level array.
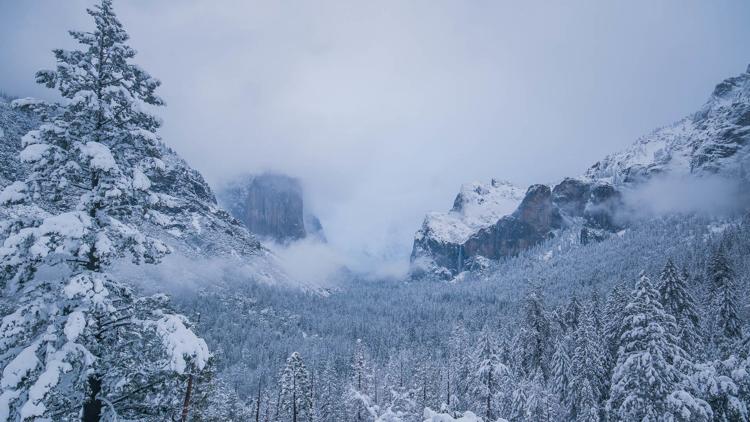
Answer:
[
  {"left": 447, "top": 375, "right": 451, "bottom": 409},
  {"left": 486, "top": 369, "right": 493, "bottom": 421},
  {"left": 292, "top": 376, "right": 297, "bottom": 422},
  {"left": 82, "top": 375, "right": 103, "bottom": 422},
  {"left": 180, "top": 374, "right": 193, "bottom": 422}
]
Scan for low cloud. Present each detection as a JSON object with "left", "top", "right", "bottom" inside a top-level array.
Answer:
[
  {"left": 620, "top": 174, "right": 746, "bottom": 221},
  {"left": 264, "top": 238, "right": 349, "bottom": 287}
]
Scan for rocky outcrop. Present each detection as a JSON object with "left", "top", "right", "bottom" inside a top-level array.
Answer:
[
  {"left": 513, "top": 185, "right": 563, "bottom": 233},
  {"left": 552, "top": 178, "right": 591, "bottom": 217},
  {"left": 410, "top": 179, "right": 526, "bottom": 278},
  {"left": 462, "top": 184, "right": 563, "bottom": 259},
  {"left": 463, "top": 185, "right": 560, "bottom": 262},
  {"left": 411, "top": 179, "right": 621, "bottom": 279},
  {"left": 218, "top": 173, "right": 325, "bottom": 244}
]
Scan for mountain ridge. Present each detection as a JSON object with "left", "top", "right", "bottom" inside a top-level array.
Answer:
[{"left": 411, "top": 64, "right": 750, "bottom": 280}]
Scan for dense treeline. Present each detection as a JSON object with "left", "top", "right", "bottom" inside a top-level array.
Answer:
[
  {"left": 247, "top": 251, "right": 746, "bottom": 421},
  {"left": 183, "top": 216, "right": 750, "bottom": 421}
]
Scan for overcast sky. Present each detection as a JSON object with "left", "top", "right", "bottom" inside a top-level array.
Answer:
[{"left": 2, "top": 0, "right": 749, "bottom": 273}]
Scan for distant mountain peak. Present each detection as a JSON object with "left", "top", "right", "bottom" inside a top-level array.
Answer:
[{"left": 218, "top": 172, "right": 326, "bottom": 244}]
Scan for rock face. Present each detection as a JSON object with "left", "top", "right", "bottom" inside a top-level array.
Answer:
[
  {"left": 218, "top": 173, "right": 325, "bottom": 244},
  {"left": 411, "top": 180, "right": 612, "bottom": 279},
  {"left": 410, "top": 179, "right": 526, "bottom": 278},
  {"left": 463, "top": 185, "right": 561, "bottom": 262},
  {"left": 552, "top": 178, "right": 591, "bottom": 217},
  {"left": 412, "top": 65, "right": 750, "bottom": 280}
]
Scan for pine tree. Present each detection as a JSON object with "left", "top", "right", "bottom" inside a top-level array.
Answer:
[
  {"left": 316, "top": 359, "right": 340, "bottom": 422},
  {"left": 524, "top": 372, "right": 555, "bottom": 421},
  {"left": 564, "top": 295, "right": 582, "bottom": 334},
  {"left": 569, "top": 303, "right": 606, "bottom": 421},
  {"left": 706, "top": 248, "right": 743, "bottom": 358},
  {"left": 0, "top": 1, "right": 209, "bottom": 420},
  {"left": 607, "top": 275, "right": 708, "bottom": 421},
  {"left": 589, "top": 288, "right": 604, "bottom": 337},
  {"left": 515, "top": 286, "right": 552, "bottom": 380},
  {"left": 658, "top": 259, "right": 703, "bottom": 357},
  {"left": 279, "top": 352, "right": 314, "bottom": 422},
  {"left": 412, "top": 353, "right": 436, "bottom": 413},
  {"left": 446, "top": 323, "right": 470, "bottom": 411},
  {"left": 509, "top": 381, "right": 528, "bottom": 422},
  {"left": 190, "top": 357, "right": 252, "bottom": 421},
  {"left": 468, "top": 328, "right": 509, "bottom": 421},
  {"left": 691, "top": 358, "right": 747, "bottom": 422},
  {"left": 347, "top": 339, "right": 373, "bottom": 422},
  {"left": 573, "top": 379, "right": 599, "bottom": 422},
  {"left": 550, "top": 335, "right": 573, "bottom": 415},
  {"left": 602, "top": 282, "right": 629, "bottom": 375}
]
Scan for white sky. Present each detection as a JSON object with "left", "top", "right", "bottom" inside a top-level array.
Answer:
[{"left": 1, "top": 0, "right": 749, "bottom": 273}]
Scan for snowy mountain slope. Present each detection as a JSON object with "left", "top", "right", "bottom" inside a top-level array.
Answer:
[
  {"left": 0, "top": 95, "right": 308, "bottom": 291},
  {"left": 0, "top": 96, "right": 260, "bottom": 257},
  {"left": 587, "top": 65, "right": 750, "bottom": 182},
  {"left": 411, "top": 65, "right": 750, "bottom": 280}
]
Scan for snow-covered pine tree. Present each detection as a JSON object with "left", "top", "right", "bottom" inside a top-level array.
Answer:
[
  {"left": 189, "top": 357, "right": 252, "bottom": 421},
  {"left": 446, "top": 323, "right": 470, "bottom": 412},
  {"left": 607, "top": 275, "right": 710, "bottom": 421},
  {"left": 0, "top": 1, "right": 209, "bottom": 420},
  {"left": 568, "top": 303, "right": 606, "bottom": 421},
  {"left": 658, "top": 258, "right": 703, "bottom": 358},
  {"left": 564, "top": 295, "right": 582, "bottom": 334},
  {"left": 589, "top": 288, "right": 603, "bottom": 337},
  {"left": 316, "top": 359, "right": 341, "bottom": 422},
  {"left": 706, "top": 248, "right": 743, "bottom": 358},
  {"left": 467, "top": 327, "right": 510, "bottom": 421},
  {"left": 279, "top": 352, "right": 314, "bottom": 422},
  {"left": 347, "top": 339, "right": 374, "bottom": 421},
  {"left": 572, "top": 379, "right": 599, "bottom": 422},
  {"left": 691, "top": 357, "right": 748, "bottom": 421},
  {"left": 550, "top": 335, "right": 573, "bottom": 416},
  {"left": 515, "top": 286, "right": 551, "bottom": 380},
  {"left": 602, "top": 281, "right": 628, "bottom": 375},
  {"left": 509, "top": 381, "right": 528, "bottom": 422},
  {"left": 412, "top": 352, "right": 437, "bottom": 414},
  {"left": 523, "top": 372, "right": 555, "bottom": 421}
]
